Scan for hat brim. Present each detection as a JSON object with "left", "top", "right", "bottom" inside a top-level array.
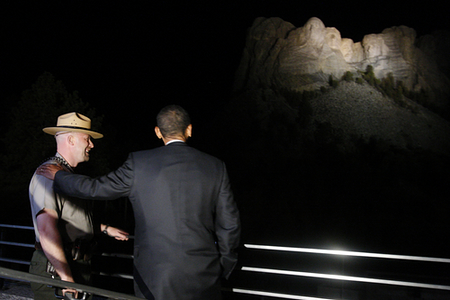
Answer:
[{"left": 43, "top": 127, "right": 103, "bottom": 139}]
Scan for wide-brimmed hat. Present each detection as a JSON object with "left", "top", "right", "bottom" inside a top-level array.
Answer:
[{"left": 43, "top": 112, "right": 103, "bottom": 139}]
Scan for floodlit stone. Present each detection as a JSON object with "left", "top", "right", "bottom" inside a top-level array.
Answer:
[
  {"left": 234, "top": 17, "right": 450, "bottom": 111},
  {"left": 232, "top": 17, "right": 450, "bottom": 155}
]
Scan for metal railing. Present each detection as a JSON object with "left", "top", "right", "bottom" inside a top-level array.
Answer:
[
  {"left": 0, "top": 223, "right": 135, "bottom": 284},
  {"left": 0, "top": 223, "right": 136, "bottom": 298},
  {"left": 231, "top": 244, "right": 450, "bottom": 299},
  {"left": 3, "top": 224, "right": 450, "bottom": 299},
  {"left": 0, "top": 266, "right": 143, "bottom": 300},
  {"left": 0, "top": 224, "right": 34, "bottom": 266}
]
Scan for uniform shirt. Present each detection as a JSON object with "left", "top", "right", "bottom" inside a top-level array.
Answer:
[{"left": 29, "top": 153, "right": 94, "bottom": 243}]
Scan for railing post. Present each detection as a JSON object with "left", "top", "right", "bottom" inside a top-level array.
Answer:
[
  {"left": 0, "top": 228, "right": 4, "bottom": 264},
  {"left": 0, "top": 228, "right": 4, "bottom": 289}
]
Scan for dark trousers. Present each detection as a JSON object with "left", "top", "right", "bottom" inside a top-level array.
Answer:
[{"left": 29, "top": 249, "right": 92, "bottom": 300}]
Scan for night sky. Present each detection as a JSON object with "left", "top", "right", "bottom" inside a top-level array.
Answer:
[{"left": 2, "top": 1, "right": 449, "bottom": 143}]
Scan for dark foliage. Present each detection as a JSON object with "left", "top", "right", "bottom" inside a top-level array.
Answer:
[
  {"left": 341, "top": 71, "right": 354, "bottom": 82},
  {"left": 0, "top": 72, "right": 112, "bottom": 224},
  {"left": 328, "top": 75, "right": 339, "bottom": 88}
]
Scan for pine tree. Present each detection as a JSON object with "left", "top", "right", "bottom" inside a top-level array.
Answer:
[{"left": 0, "top": 72, "right": 102, "bottom": 191}]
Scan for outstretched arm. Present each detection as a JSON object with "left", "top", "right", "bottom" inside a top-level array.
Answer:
[{"left": 38, "top": 154, "right": 134, "bottom": 201}]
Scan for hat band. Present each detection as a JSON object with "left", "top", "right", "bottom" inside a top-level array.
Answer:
[{"left": 55, "top": 125, "right": 92, "bottom": 131}]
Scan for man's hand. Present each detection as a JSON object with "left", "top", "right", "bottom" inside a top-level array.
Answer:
[
  {"left": 37, "top": 164, "right": 63, "bottom": 180},
  {"left": 62, "top": 287, "right": 79, "bottom": 299},
  {"left": 101, "top": 224, "right": 130, "bottom": 241}
]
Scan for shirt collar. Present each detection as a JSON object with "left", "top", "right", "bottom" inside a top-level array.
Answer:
[
  {"left": 54, "top": 152, "right": 74, "bottom": 172},
  {"left": 166, "top": 139, "right": 185, "bottom": 145}
]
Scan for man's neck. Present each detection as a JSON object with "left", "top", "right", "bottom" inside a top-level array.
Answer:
[
  {"left": 54, "top": 152, "right": 75, "bottom": 172},
  {"left": 162, "top": 135, "right": 186, "bottom": 145},
  {"left": 56, "top": 151, "right": 77, "bottom": 167},
  {"left": 165, "top": 139, "right": 185, "bottom": 145}
]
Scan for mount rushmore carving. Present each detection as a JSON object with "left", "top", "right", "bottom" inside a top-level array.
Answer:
[
  {"left": 233, "top": 17, "right": 450, "bottom": 112},
  {"left": 231, "top": 17, "right": 450, "bottom": 155}
]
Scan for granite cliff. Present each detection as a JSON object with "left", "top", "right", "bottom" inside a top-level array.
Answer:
[{"left": 230, "top": 17, "right": 450, "bottom": 155}]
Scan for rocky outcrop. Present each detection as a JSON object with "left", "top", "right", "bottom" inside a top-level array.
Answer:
[
  {"left": 310, "top": 81, "right": 450, "bottom": 155},
  {"left": 231, "top": 17, "right": 450, "bottom": 155},
  {"left": 233, "top": 17, "right": 450, "bottom": 111}
]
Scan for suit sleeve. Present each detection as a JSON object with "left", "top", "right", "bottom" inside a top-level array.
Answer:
[
  {"left": 53, "top": 154, "right": 134, "bottom": 200},
  {"left": 215, "top": 163, "right": 241, "bottom": 279}
]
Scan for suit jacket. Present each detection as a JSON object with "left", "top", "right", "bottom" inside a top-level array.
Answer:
[{"left": 53, "top": 142, "right": 241, "bottom": 300}]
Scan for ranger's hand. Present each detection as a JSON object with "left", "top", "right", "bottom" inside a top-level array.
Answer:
[{"left": 102, "top": 224, "right": 130, "bottom": 241}]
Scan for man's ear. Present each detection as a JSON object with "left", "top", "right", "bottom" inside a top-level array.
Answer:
[
  {"left": 68, "top": 134, "right": 75, "bottom": 146},
  {"left": 155, "top": 126, "right": 163, "bottom": 139},
  {"left": 186, "top": 124, "right": 192, "bottom": 138}
]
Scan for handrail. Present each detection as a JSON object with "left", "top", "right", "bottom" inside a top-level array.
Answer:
[
  {"left": 0, "top": 266, "right": 143, "bottom": 300},
  {"left": 95, "top": 271, "right": 134, "bottom": 280},
  {"left": 0, "top": 257, "right": 30, "bottom": 265},
  {"left": 233, "top": 243, "right": 450, "bottom": 299},
  {"left": 4, "top": 226, "right": 450, "bottom": 299},
  {"left": 241, "top": 267, "right": 450, "bottom": 291},
  {"left": 244, "top": 244, "right": 450, "bottom": 263},
  {"left": 0, "top": 223, "right": 134, "bottom": 281},
  {"left": 0, "top": 223, "right": 34, "bottom": 266},
  {"left": 0, "top": 241, "right": 34, "bottom": 248},
  {"left": 232, "top": 288, "right": 338, "bottom": 300},
  {"left": 0, "top": 224, "right": 33, "bottom": 230},
  {"left": 101, "top": 253, "right": 133, "bottom": 259}
]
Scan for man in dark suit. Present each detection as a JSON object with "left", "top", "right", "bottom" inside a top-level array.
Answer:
[{"left": 37, "top": 105, "right": 241, "bottom": 300}]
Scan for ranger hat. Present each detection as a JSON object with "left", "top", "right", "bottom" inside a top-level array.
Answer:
[{"left": 43, "top": 112, "right": 103, "bottom": 139}]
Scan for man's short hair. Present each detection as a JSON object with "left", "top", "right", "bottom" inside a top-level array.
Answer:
[{"left": 156, "top": 105, "right": 191, "bottom": 138}]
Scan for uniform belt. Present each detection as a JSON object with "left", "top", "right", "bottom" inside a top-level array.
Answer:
[{"left": 35, "top": 240, "right": 96, "bottom": 261}]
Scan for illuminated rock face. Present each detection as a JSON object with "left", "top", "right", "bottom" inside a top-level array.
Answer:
[
  {"left": 233, "top": 17, "right": 450, "bottom": 111},
  {"left": 231, "top": 17, "right": 450, "bottom": 155}
]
